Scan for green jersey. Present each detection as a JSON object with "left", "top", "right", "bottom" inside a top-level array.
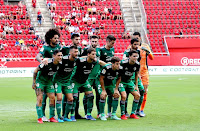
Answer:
[
  {"left": 61, "top": 45, "right": 83, "bottom": 56},
  {"left": 123, "top": 48, "right": 141, "bottom": 62},
  {"left": 82, "top": 45, "right": 101, "bottom": 57},
  {"left": 36, "top": 59, "right": 60, "bottom": 84},
  {"left": 100, "top": 46, "right": 115, "bottom": 62},
  {"left": 39, "top": 44, "right": 61, "bottom": 58},
  {"left": 72, "top": 57, "right": 98, "bottom": 84},
  {"left": 54, "top": 55, "right": 76, "bottom": 83},
  {"left": 82, "top": 45, "right": 101, "bottom": 79},
  {"left": 100, "top": 64, "right": 121, "bottom": 86},
  {"left": 120, "top": 59, "right": 140, "bottom": 83}
]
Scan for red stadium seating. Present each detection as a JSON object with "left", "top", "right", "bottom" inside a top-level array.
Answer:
[{"left": 143, "top": 0, "right": 200, "bottom": 54}]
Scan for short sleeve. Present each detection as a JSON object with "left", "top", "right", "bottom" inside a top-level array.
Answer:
[{"left": 101, "top": 68, "right": 106, "bottom": 76}]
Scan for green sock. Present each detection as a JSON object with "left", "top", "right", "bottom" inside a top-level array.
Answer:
[
  {"left": 64, "top": 101, "right": 73, "bottom": 118},
  {"left": 41, "top": 94, "right": 47, "bottom": 116},
  {"left": 125, "top": 93, "right": 129, "bottom": 114},
  {"left": 36, "top": 105, "right": 43, "bottom": 119},
  {"left": 120, "top": 100, "right": 125, "bottom": 116},
  {"left": 99, "top": 99, "right": 105, "bottom": 114},
  {"left": 86, "top": 93, "right": 94, "bottom": 115},
  {"left": 107, "top": 96, "right": 112, "bottom": 114},
  {"left": 112, "top": 98, "right": 119, "bottom": 115},
  {"left": 56, "top": 100, "right": 62, "bottom": 118},
  {"left": 83, "top": 95, "right": 87, "bottom": 115},
  {"left": 62, "top": 95, "right": 67, "bottom": 116},
  {"left": 96, "top": 94, "right": 100, "bottom": 115},
  {"left": 131, "top": 99, "right": 139, "bottom": 114},
  {"left": 71, "top": 95, "right": 78, "bottom": 116},
  {"left": 49, "top": 105, "right": 55, "bottom": 118},
  {"left": 137, "top": 89, "right": 144, "bottom": 110}
]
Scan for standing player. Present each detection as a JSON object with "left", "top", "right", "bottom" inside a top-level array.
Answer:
[
  {"left": 36, "top": 28, "right": 61, "bottom": 122},
  {"left": 100, "top": 35, "right": 116, "bottom": 117},
  {"left": 32, "top": 50, "right": 62, "bottom": 123},
  {"left": 132, "top": 32, "right": 154, "bottom": 117},
  {"left": 61, "top": 33, "right": 83, "bottom": 119},
  {"left": 119, "top": 50, "right": 141, "bottom": 120},
  {"left": 98, "top": 57, "right": 121, "bottom": 121},
  {"left": 123, "top": 38, "right": 144, "bottom": 118},
  {"left": 70, "top": 48, "right": 106, "bottom": 121},
  {"left": 81, "top": 35, "right": 101, "bottom": 117},
  {"left": 53, "top": 46, "right": 79, "bottom": 122},
  {"left": 62, "top": 34, "right": 82, "bottom": 56}
]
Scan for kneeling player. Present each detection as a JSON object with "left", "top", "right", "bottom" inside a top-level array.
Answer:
[
  {"left": 119, "top": 50, "right": 141, "bottom": 119},
  {"left": 99, "top": 57, "right": 121, "bottom": 121},
  {"left": 32, "top": 50, "right": 62, "bottom": 123}
]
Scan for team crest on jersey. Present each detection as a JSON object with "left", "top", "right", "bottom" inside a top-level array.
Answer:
[
  {"left": 116, "top": 72, "right": 119, "bottom": 75},
  {"left": 65, "top": 64, "right": 68, "bottom": 66},
  {"left": 125, "top": 67, "right": 128, "bottom": 70},
  {"left": 104, "top": 52, "right": 107, "bottom": 55},
  {"left": 57, "top": 66, "right": 59, "bottom": 70},
  {"left": 49, "top": 68, "right": 52, "bottom": 70},
  {"left": 83, "top": 66, "right": 86, "bottom": 68},
  {"left": 50, "top": 50, "right": 53, "bottom": 52}
]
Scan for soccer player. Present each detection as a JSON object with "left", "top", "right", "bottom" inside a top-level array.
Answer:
[
  {"left": 70, "top": 48, "right": 106, "bottom": 121},
  {"left": 98, "top": 57, "right": 121, "bottom": 121},
  {"left": 53, "top": 46, "right": 79, "bottom": 122},
  {"left": 61, "top": 33, "right": 83, "bottom": 119},
  {"left": 36, "top": 28, "right": 61, "bottom": 122},
  {"left": 100, "top": 35, "right": 116, "bottom": 117},
  {"left": 132, "top": 32, "right": 154, "bottom": 117},
  {"left": 81, "top": 35, "right": 101, "bottom": 117},
  {"left": 32, "top": 50, "right": 62, "bottom": 124},
  {"left": 62, "top": 33, "right": 82, "bottom": 56},
  {"left": 123, "top": 38, "right": 144, "bottom": 118},
  {"left": 119, "top": 50, "right": 141, "bottom": 120}
]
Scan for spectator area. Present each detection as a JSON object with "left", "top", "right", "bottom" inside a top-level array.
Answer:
[{"left": 143, "top": 0, "right": 200, "bottom": 55}]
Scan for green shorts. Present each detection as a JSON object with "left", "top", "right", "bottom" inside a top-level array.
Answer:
[
  {"left": 119, "top": 81, "right": 136, "bottom": 93},
  {"left": 88, "top": 78, "right": 99, "bottom": 91},
  {"left": 36, "top": 81, "right": 55, "bottom": 93},
  {"left": 97, "top": 82, "right": 115, "bottom": 96},
  {"left": 54, "top": 81, "right": 73, "bottom": 94},
  {"left": 132, "top": 79, "right": 144, "bottom": 91},
  {"left": 72, "top": 80, "right": 93, "bottom": 94}
]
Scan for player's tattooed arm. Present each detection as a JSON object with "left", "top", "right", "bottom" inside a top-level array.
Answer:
[
  {"left": 100, "top": 75, "right": 107, "bottom": 99},
  {"left": 32, "top": 67, "right": 40, "bottom": 90},
  {"left": 135, "top": 71, "right": 139, "bottom": 92}
]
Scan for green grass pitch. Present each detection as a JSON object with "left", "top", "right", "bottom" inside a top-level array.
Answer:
[{"left": 0, "top": 75, "right": 200, "bottom": 131}]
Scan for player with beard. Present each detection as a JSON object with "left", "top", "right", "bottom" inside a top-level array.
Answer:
[
  {"left": 70, "top": 48, "right": 106, "bottom": 121},
  {"left": 81, "top": 35, "right": 102, "bottom": 118},
  {"left": 36, "top": 28, "right": 61, "bottom": 122},
  {"left": 32, "top": 50, "right": 62, "bottom": 123}
]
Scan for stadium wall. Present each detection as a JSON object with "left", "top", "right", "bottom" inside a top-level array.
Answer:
[{"left": 1, "top": 66, "right": 200, "bottom": 77}]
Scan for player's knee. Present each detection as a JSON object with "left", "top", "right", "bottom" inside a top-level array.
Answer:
[
  {"left": 135, "top": 94, "right": 140, "bottom": 100},
  {"left": 121, "top": 93, "right": 127, "bottom": 101},
  {"left": 57, "top": 96, "right": 62, "bottom": 101},
  {"left": 67, "top": 97, "right": 73, "bottom": 102}
]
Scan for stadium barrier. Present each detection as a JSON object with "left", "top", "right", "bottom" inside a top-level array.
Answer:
[{"left": 1, "top": 66, "right": 200, "bottom": 78}]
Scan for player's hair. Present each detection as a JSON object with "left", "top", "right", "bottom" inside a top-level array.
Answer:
[
  {"left": 90, "top": 35, "right": 99, "bottom": 39},
  {"left": 111, "top": 57, "right": 121, "bottom": 63},
  {"left": 106, "top": 35, "right": 116, "bottom": 42},
  {"left": 131, "top": 38, "right": 139, "bottom": 44},
  {"left": 53, "top": 49, "right": 61, "bottom": 55},
  {"left": 45, "top": 28, "right": 60, "bottom": 45},
  {"left": 133, "top": 32, "right": 141, "bottom": 37},
  {"left": 129, "top": 49, "right": 139, "bottom": 57},
  {"left": 70, "top": 45, "right": 78, "bottom": 50},
  {"left": 87, "top": 48, "right": 96, "bottom": 54},
  {"left": 71, "top": 33, "right": 80, "bottom": 39}
]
